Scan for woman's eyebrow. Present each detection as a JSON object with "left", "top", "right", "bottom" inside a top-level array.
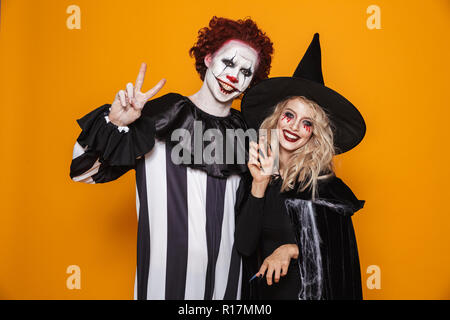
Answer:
[
  {"left": 284, "top": 107, "right": 297, "bottom": 115},
  {"left": 284, "top": 107, "right": 313, "bottom": 121}
]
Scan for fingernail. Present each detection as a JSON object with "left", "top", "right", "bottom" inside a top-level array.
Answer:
[{"left": 249, "top": 273, "right": 260, "bottom": 282}]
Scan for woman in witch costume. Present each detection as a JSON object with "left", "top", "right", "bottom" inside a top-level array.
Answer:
[{"left": 235, "top": 33, "right": 366, "bottom": 300}]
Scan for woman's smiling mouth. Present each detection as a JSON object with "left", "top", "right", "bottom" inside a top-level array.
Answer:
[
  {"left": 283, "top": 129, "right": 300, "bottom": 142},
  {"left": 216, "top": 78, "right": 238, "bottom": 94}
]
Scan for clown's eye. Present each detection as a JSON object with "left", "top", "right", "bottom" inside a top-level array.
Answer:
[
  {"left": 222, "top": 59, "right": 234, "bottom": 67},
  {"left": 241, "top": 68, "right": 252, "bottom": 77}
]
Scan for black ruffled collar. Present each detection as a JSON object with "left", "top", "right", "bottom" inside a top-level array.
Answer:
[{"left": 142, "top": 93, "right": 249, "bottom": 179}]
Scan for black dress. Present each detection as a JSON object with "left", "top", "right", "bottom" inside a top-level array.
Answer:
[{"left": 235, "top": 174, "right": 365, "bottom": 300}]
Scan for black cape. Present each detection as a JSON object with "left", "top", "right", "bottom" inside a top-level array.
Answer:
[{"left": 235, "top": 173, "right": 365, "bottom": 300}]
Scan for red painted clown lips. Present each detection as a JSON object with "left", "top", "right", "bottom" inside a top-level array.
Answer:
[{"left": 216, "top": 77, "right": 239, "bottom": 94}]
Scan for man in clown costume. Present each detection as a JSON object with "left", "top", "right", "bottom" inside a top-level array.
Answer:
[{"left": 70, "top": 16, "right": 273, "bottom": 300}]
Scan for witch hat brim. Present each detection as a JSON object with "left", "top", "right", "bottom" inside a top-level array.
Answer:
[{"left": 241, "top": 33, "right": 366, "bottom": 154}]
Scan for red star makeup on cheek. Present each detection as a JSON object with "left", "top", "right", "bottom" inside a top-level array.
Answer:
[
  {"left": 281, "top": 114, "right": 292, "bottom": 123},
  {"left": 304, "top": 124, "right": 311, "bottom": 132}
]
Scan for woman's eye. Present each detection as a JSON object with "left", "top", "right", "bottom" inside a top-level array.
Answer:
[
  {"left": 303, "top": 120, "right": 312, "bottom": 127},
  {"left": 284, "top": 112, "right": 294, "bottom": 119}
]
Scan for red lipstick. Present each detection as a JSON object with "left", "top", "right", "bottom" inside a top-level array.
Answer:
[{"left": 283, "top": 130, "right": 300, "bottom": 143}]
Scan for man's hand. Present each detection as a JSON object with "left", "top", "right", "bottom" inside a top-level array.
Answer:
[
  {"left": 109, "top": 63, "right": 166, "bottom": 127},
  {"left": 256, "top": 244, "right": 299, "bottom": 286}
]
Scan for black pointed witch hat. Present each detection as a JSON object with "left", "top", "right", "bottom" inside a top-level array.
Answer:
[{"left": 241, "top": 33, "right": 366, "bottom": 154}]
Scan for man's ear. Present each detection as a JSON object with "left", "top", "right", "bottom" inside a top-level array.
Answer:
[{"left": 204, "top": 54, "right": 212, "bottom": 68}]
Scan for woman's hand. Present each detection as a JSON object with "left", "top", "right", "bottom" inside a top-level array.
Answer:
[
  {"left": 108, "top": 63, "right": 166, "bottom": 127},
  {"left": 248, "top": 136, "right": 274, "bottom": 197},
  {"left": 256, "top": 244, "right": 299, "bottom": 286}
]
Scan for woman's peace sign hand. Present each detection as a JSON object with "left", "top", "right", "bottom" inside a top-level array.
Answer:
[
  {"left": 109, "top": 63, "right": 166, "bottom": 127},
  {"left": 248, "top": 135, "right": 275, "bottom": 184}
]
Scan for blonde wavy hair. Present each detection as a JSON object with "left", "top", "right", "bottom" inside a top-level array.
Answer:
[{"left": 260, "top": 96, "right": 335, "bottom": 198}]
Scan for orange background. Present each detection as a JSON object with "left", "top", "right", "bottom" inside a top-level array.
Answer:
[{"left": 0, "top": 0, "right": 449, "bottom": 299}]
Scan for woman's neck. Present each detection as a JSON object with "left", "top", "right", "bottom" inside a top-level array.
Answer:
[
  {"left": 188, "top": 82, "right": 232, "bottom": 117},
  {"left": 278, "top": 147, "right": 292, "bottom": 176}
]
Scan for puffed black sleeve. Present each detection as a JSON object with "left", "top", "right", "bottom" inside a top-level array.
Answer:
[
  {"left": 69, "top": 102, "right": 156, "bottom": 184},
  {"left": 317, "top": 176, "right": 365, "bottom": 216},
  {"left": 234, "top": 175, "right": 266, "bottom": 257}
]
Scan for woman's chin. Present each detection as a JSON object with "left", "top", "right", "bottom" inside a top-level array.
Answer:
[{"left": 279, "top": 141, "right": 300, "bottom": 153}]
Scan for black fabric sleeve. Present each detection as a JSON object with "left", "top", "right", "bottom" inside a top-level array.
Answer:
[
  {"left": 314, "top": 204, "right": 363, "bottom": 300},
  {"left": 76, "top": 104, "right": 156, "bottom": 166},
  {"left": 70, "top": 104, "right": 156, "bottom": 183},
  {"left": 69, "top": 145, "right": 134, "bottom": 184},
  {"left": 235, "top": 190, "right": 265, "bottom": 257}
]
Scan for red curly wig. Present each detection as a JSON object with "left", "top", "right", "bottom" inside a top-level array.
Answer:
[{"left": 189, "top": 16, "right": 273, "bottom": 88}]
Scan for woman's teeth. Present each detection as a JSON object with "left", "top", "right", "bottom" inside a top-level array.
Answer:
[{"left": 283, "top": 130, "right": 300, "bottom": 142}]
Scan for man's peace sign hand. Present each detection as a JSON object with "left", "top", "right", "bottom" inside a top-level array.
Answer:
[{"left": 109, "top": 63, "right": 166, "bottom": 127}]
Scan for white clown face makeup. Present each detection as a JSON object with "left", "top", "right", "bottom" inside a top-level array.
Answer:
[
  {"left": 204, "top": 40, "right": 259, "bottom": 103},
  {"left": 277, "top": 99, "right": 314, "bottom": 153}
]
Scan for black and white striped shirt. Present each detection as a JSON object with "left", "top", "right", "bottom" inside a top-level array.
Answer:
[{"left": 70, "top": 93, "right": 248, "bottom": 300}]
